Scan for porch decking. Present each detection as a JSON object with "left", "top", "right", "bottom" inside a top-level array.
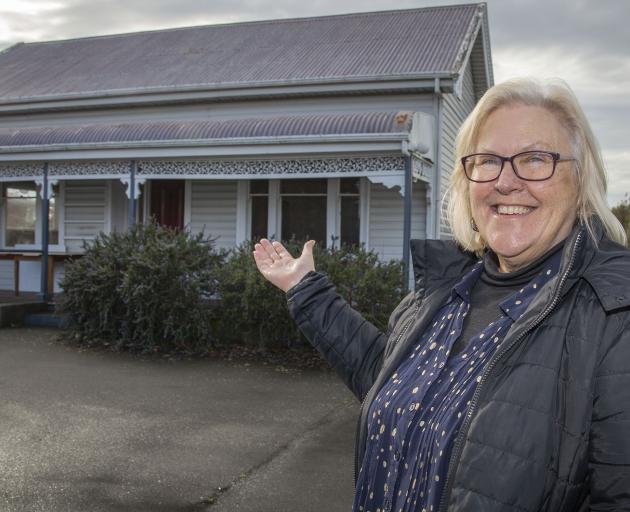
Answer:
[{"left": 0, "top": 291, "right": 65, "bottom": 328}]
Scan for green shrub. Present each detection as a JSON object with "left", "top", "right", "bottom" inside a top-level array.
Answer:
[
  {"left": 214, "top": 240, "right": 405, "bottom": 349},
  {"left": 59, "top": 222, "right": 224, "bottom": 354}
]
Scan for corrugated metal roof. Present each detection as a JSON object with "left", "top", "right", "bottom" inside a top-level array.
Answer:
[
  {"left": 0, "top": 111, "right": 414, "bottom": 147},
  {"left": 0, "top": 4, "right": 482, "bottom": 101}
]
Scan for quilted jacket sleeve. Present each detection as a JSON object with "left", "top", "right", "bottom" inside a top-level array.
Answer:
[
  {"left": 286, "top": 271, "right": 415, "bottom": 401},
  {"left": 589, "top": 312, "right": 630, "bottom": 510}
]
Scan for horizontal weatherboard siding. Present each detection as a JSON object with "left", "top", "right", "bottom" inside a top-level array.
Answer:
[{"left": 189, "top": 181, "right": 238, "bottom": 251}]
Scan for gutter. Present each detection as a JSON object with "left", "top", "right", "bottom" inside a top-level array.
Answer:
[{"left": 0, "top": 133, "right": 408, "bottom": 154}]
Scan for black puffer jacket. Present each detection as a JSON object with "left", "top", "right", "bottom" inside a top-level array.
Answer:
[{"left": 287, "top": 223, "right": 630, "bottom": 511}]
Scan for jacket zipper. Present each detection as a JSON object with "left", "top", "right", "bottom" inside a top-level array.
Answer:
[{"left": 437, "top": 231, "right": 583, "bottom": 512}]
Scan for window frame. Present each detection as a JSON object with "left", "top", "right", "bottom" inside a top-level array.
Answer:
[
  {"left": 246, "top": 177, "right": 366, "bottom": 249},
  {"left": 1, "top": 180, "right": 65, "bottom": 252}
]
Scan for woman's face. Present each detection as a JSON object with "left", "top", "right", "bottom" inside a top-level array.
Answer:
[{"left": 469, "top": 104, "right": 579, "bottom": 272}]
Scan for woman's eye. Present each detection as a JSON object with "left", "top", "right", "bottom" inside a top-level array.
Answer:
[
  {"left": 479, "top": 157, "right": 500, "bottom": 167},
  {"left": 522, "top": 153, "right": 549, "bottom": 164}
]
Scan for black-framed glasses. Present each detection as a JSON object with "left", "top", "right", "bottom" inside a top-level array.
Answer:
[{"left": 461, "top": 151, "right": 576, "bottom": 183}]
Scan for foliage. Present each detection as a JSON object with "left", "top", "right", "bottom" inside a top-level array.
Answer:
[
  {"left": 60, "top": 224, "right": 405, "bottom": 354},
  {"left": 214, "top": 239, "right": 405, "bottom": 349},
  {"left": 59, "top": 222, "right": 224, "bottom": 354},
  {"left": 612, "top": 195, "right": 630, "bottom": 246}
]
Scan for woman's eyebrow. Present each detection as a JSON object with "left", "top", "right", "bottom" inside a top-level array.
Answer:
[{"left": 476, "top": 142, "right": 554, "bottom": 153}]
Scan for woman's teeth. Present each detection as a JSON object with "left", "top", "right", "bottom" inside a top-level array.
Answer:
[{"left": 496, "top": 205, "right": 534, "bottom": 215}]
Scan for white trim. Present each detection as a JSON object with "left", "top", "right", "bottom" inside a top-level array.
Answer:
[
  {"left": 143, "top": 180, "right": 151, "bottom": 224},
  {"left": 245, "top": 181, "right": 252, "bottom": 240},
  {"left": 235, "top": 181, "right": 248, "bottom": 245},
  {"left": 0, "top": 183, "right": 5, "bottom": 248},
  {"left": 0, "top": 142, "right": 406, "bottom": 161},
  {"left": 184, "top": 180, "right": 192, "bottom": 228},
  {"left": 360, "top": 177, "right": 370, "bottom": 248},
  {"left": 0, "top": 174, "right": 129, "bottom": 182},
  {"left": 104, "top": 181, "right": 112, "bottom": 234},
  {"left": 326, "top": 178, "right": 339, "bottom": 249},
  {"left": 267, "top": 179, "right": 280, "bottom": 240},
  {"left": 8, "top": 170, "right": 406, "bottom": 182},
  {"left": 0, "top": 133, "right": 408, "bottom": 154}
]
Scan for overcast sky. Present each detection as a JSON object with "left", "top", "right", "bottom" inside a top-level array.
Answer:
[{"left": 1, "top": 0, "right": 628, "bottom": 206}]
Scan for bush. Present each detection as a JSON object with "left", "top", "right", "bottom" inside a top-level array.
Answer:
[
  {"left": 60, "top": 225, "right": 405, "bottom": 355},
  {"left": 59, "top": 222, "right": 224, "bottom": 354},
  {"left": 214, "top": 240, "right": 405, "bottom": 349}
]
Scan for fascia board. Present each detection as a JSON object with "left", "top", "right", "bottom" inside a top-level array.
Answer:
[{"left": 0, "top": 138, "right": 404, "bottom": 161}]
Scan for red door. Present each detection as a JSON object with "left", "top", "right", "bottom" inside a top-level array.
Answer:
[{"left": 150, "top": 180, "right": 185, "bottom": 230}]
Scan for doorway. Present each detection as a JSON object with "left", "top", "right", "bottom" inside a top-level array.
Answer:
[{"left": 149, "top": 180, "right": 185, "bottom": 230}]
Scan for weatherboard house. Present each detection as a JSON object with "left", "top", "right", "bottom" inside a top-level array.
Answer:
[{"left": 0, "top": 3, "right": 492, "bottom": 296}]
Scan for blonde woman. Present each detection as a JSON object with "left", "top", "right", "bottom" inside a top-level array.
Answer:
[{"left": 254, "top": 78, "right": 630, "bottom": 511}]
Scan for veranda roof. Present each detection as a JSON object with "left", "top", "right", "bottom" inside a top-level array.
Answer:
[{"left": 0, "top": 111, "right": 415, "bottom": 151}]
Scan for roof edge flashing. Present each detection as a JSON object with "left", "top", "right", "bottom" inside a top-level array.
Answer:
[{"left": 0, "top": 133, "right": 408, "bottom": 154}]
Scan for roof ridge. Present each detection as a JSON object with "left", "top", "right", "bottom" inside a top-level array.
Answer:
[{"left": 12, "top": 3, "right": 481, "bottom": 47}]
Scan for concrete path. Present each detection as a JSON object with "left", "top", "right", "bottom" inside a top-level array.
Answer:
[{"left": 0, "top": 328, "right": 357, "bottom": 511}]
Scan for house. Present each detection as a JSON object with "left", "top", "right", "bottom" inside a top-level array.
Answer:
[{"left": 0, "top": 3, "right": 493, "bottom": 297}]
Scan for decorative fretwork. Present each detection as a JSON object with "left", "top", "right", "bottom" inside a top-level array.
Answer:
[
  {"left": 138, "top": 156, "right": 405, "bottom": 176},
  {"left": 49, "top": 161, "right": 131, "bottom": 176},
  {"left": 0, "top": 163, "right": 43, "bottom": 178}
]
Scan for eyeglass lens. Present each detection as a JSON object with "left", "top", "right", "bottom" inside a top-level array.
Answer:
[{"left": 465, "top": 151, "right": 556, "bottom": 182}]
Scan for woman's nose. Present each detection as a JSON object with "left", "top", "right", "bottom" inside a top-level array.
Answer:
[{"left": 494, "top": 160, "right": 525, "bottom": 194}]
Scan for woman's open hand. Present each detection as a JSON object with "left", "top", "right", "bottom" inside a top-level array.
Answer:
[{"left": 253, "top": 239, "right": 316, "bottom": 293}]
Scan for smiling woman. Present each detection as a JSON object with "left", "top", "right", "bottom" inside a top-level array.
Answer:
[
  {"left": 253, "top": 77, "right": 630, "bottom": 512},
  {"left": 467, "top": 104, "right": 580, "bottom": 271}
]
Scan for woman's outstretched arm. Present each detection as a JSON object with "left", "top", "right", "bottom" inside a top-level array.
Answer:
[{"left": 253, "top": 239, "right": 412, "bottom": 400}]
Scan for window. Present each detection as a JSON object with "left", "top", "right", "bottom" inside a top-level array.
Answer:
[
  {"left": 339, "top": 178, "right": 360, "bottom": 247},
  {"left": 48, "top": 191, "right": 59, "bottom": 245},
  {"left": 5, "top": 182, "right": 36, "bottom": 246},
  {"left": 249, "top": 180, "right": 269, "bottom": 241},
  {"left": 281, "top": 179, "right": 326, "bottom": 245},
  {"left": 4, "top": 182, "right": 59, "bottom": 247}
]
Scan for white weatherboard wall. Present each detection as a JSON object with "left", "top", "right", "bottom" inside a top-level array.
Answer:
[
  {"left": 439, "top": 62, "right": 477, "bottom": 238},
  {"left": 0, "top": 260, "right": 12, "bottom": 290},
  {"left": 368, "top": 181, "right": 427, "bottom": 262},
  {"left": 64, "top": 180, "right": 107, "bottom": 252},
  {"left": 189, "top": 180, "right": 238, "bottom": 252}
]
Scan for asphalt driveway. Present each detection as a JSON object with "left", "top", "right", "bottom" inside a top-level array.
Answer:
[{"left": 0, "top": 328, "right": 357, "bottom": 512}]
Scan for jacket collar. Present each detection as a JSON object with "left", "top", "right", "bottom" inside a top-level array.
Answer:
[
  {"left": 410, "top": 218, "right": 630, "bottom": 312},
  {"left": 409, "top": 239, "right": 478, "bottom": 298},
  {"left": 571, "top": 219, "right": 630, "bottom": 312}
]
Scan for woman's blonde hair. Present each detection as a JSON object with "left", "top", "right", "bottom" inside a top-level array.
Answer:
[{"left": 446, "top": 77, "right": 627, "bottom": 254}]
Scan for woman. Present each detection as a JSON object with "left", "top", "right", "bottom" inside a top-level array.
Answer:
[{"left": 253, "top": 78, "right": 630, "bottom": 511}]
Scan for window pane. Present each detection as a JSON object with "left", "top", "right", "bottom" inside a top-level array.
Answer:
[
  {"left": 341, "top": 196, "right": 360, "bottom": 247},
  {"left": 281, "top": 179, "right": 326, "bottom": 194},
  {"left": 340, "top": 177, "right": 360, "bottom": 194},
  {"left": 6, "top": 195, "right": 36, "bottom": 246},
  {"left": 6, "top": 182, "right": 37, "bottom": 198},
  {"left": 250, "top": 180, "right": 269, "bottom": 194},
  {"left": 282, "top": 196, "right": 326, "bottom": 245},
  {"left": 49, "top": 197, "right": 59, "bottom": 245},
  {"left": 251, "top": 196, "right": 268, "bottom": 241}
]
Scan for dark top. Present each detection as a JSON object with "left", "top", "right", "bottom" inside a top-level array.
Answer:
[{"left": 452, "top": 240, "right": 566, "bottom": 356}]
